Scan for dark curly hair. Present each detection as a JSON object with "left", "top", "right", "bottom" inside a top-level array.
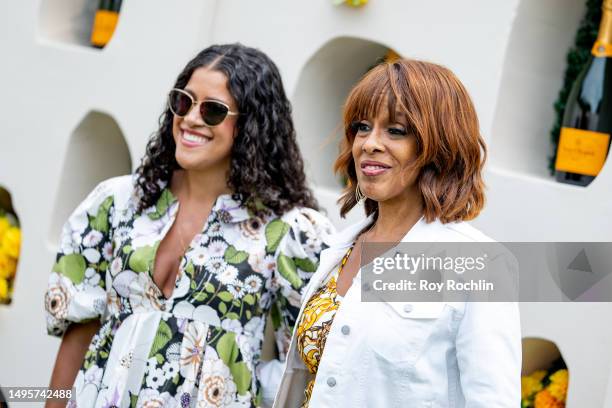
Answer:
[{"left": 134, "top": 43, "right": 318, "bottom": 214}]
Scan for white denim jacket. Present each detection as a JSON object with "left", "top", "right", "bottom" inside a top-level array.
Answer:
[{"left": 273, "top": 214, "right": 522, "bottom": 408}]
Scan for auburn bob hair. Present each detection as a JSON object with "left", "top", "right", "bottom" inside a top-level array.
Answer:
[{"left": 334, "top": 58, "right": 487, "bottom": 223}]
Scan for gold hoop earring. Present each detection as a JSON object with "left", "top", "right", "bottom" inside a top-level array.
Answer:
[{"left": 355, "top": 182, "right": 365, "bottom": 202}]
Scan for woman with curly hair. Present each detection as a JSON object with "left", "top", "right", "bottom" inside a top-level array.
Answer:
[
  {"left": 274, "top": 59, "right": 521, "bottom": 407},
  {"left": 44, "top": 43, "right": 334, "bottom": 408}
]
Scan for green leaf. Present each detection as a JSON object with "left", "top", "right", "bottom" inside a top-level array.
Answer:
[
  {"left": 155, "top": 353, "right": 164, "bottom": 365},
  {"left": 184, "top": 260, "right": 195, "bottom": 278},
  {"left": 232, "top": 299, "right": 241, "bottom": 308},
  {"left": 122, "top": 245, "right": 132, "bottom": 254},
  {"left": 265, "top": 219, "right": 290, "bottom": 253},
  {"left": 218, "top": 291, "right": 234, "bottom": 302},
  {"left": 172, "top": 373, "right": 180, "bottom": 385},
  {"left": 230, "top": 361, "right": 252, "bottom": 395},
  {"left": 98, "top": 260, "right": 109, "bottom": 272},
  {"left": 226, "top": 312, "right": 240, "bottom": 320},
  {"left": 100, "top": 350, "right": 108, "bottom": 358},
  {"left": 219, "top": 302, "right": 227, "bottom": 315},
  {"left": 270, "top": 303, "right": 281, "bottom": 329},
  {"left": 148, "top": 320, "right": 172, "bottom": 358},
  {"left": 294, "top": 257, "right": 318, "bottom": 272},
  {"left": 216, "top": 332, "right": 238, "bottom": 365},
  {"left": 54, "top": 254, "right": 86, "bottom": 284},
  {"left": 193, "top": 291, "right": 208, "bottom": 302},
  {"left": 224, "top": 245, "right": 249, "bottom": 265},
  {"left": 156, "top": 189, "right": 176, "bottom": 215},
  {"left": 205, "top": 282, "right": 215, "bottom": 293},
  {"left": 128, "top": 245, "right": 156, "bottom": 273},
  {"left": 190, "top": 280, "right": 197, "bottom": 290},
  {"left": 89, "top": 196, "right": 114, "bottom": 233},
  {"left": 277, "top": 253, "right": 303, "bottom": 289},
  {"left": 130, "top": 392, "right": 139, "bottom": 408},
  {"left": 246, "top": 310, "right": 252, "bottom": 320},
  {"left": 243, "top": 294, "right": 255, "bottom": 305}
]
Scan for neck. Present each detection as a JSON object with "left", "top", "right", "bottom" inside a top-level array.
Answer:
[
  {"left": 369, "top": 188, "right": 424, "bottom": 242},
  {"left": 171, "top": 167, "right": 232, "bottom": 204}
]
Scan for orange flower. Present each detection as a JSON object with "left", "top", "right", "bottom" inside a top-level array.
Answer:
[{"left": 534, "top": 389, "right": 564, "bottom": 408}]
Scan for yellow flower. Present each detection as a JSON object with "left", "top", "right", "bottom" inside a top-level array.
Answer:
[
  {"left": 1, "top": 226, "right": 20, "bottom": 259},
  {"left": 522, "top": 376, "right": 543, "bottom": 400},
  {"left": 0, "top": 251, "right": 17, "bottom": 279},
  {"left": 0, "top": 217, "right": 9, "bottom": 239},
  {"left": 547, "top": 369, "right": 569, "bottom": 402},
  {"left": 534, "top": 389, "right": 563, "bottom": 408},
  {"left": 345, "top": 0, "right": 368, "bottom": 7},
  {"left": 0, "top": 278, "right": 8, "bottom": 300},
  {"left": 531, "top": 370, "right": 548, "bottom": 382}
]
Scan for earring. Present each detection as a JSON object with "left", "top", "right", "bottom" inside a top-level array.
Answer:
[{"left": 355, "top": 182, "right": 365, "bottom": 202}]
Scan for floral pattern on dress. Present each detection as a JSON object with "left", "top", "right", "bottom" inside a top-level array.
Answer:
[
  {"left": 45, "top": 175, "right": 335, "bottom": 407},
  {"left": 295, "top": 246, "right": 352, "bottom": 408}
]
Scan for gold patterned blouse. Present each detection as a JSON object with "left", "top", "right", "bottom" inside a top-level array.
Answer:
[{"left": 295, "top": 246, "right": 353, "bottom": 408}]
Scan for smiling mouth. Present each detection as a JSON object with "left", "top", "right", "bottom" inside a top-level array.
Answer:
[
  {"left": 361, "top": 162, "right": 391, "bottom": 176},
  {"left": 181, "top": 130, "right": 211, "bottom": 146}
]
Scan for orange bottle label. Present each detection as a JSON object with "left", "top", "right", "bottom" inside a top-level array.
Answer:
[
  {"left": 592, "top": 41, "right": 612, "bottom": 57},
  {"left": 555, "top": 127, "right": 610, "bottom": 176},
  {"left": 90, "top": 10, "right": 119, "bottom": 47}
]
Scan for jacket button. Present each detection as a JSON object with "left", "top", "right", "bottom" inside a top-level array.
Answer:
[
  {"left": 403, "top": 304, "right": 413, "bottom": 313},
  {"left": 341, "top": 325, "right": 350, "bottom": 335},
  {"left": 327, "top": 377, "right": 336, "bottom": 387}
]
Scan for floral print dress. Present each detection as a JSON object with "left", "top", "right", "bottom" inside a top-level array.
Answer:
[{"left": 44, "top": 175, "right": 334, "bottom": 408}]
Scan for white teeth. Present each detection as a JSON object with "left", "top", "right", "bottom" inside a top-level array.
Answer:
[
  {"left": 183, "top": 131, "right": 207, "bottom": 144},
  {"left": 365, "top": 165, "right": 387, "bottom": 170}
]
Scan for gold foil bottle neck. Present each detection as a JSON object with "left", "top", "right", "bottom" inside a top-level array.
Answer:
[{"left": 604, "top": 0, "right": 612, "bottom": 12}]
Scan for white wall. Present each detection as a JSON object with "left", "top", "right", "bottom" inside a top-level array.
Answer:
[{"left": 1, "top": 0, "right": 611, "bottom": 406}]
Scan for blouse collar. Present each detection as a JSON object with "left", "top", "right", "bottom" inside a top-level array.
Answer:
[{"left": 150, "top": 187, "right": 252, "bottom": 224}]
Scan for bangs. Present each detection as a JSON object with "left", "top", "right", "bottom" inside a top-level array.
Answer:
[{"left": 343, "top": 64, "right": 407, "bottom": 131}]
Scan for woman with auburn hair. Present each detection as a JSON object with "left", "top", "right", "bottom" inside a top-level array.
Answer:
[{"left": 273, "top": 59, "right": 521, "bottom": 407}]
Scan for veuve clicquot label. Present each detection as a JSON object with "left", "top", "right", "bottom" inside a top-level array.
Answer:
[
  {"left": 554, "top": 0, "right": 612, "bottom": 186},
  {"left": 555, "top": 127, "right": 610, "bottom": 176},
  {"left": 90, "top": 0, "right": 122, "bottom": 48}
]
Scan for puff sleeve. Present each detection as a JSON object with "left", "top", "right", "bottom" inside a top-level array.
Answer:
[{"left": 45, "top": 179, "right": 116, "bottom": 337}]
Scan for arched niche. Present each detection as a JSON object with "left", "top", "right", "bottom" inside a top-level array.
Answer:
[
  {"left": 522, "top": 337, "right": 569, "bottom": 405},
  {"left": 292, "top": 36, "right": 392, "bottom": 190},
  {"left": 48, "top": 111, "right": 132, "bottom": 246},
  {"left": 38, "top": 0, "right": 122, "bottom": 48},
  {"left": 0, "top": 187, "right": 20, "bottom": 305},
  {"left": 488, "top": 0, "right": 585, "bottom": 179}
]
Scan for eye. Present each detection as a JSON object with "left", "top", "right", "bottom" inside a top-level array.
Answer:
[
  {"left": 388, "top": 126, "right": 408, "bottom": 136},
  {"left": 350, "top": 121, "right": 371, "bottom": 135}
]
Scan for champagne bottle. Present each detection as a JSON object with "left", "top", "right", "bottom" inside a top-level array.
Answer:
[
  {"left": 90, "top": 0, "right": 122, "bottom": 48},
  {"left": 554, "top": 0, "right": 612, "bottom": 186}
]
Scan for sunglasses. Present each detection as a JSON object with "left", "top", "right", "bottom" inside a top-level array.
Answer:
[{"left": 167, "top": 88, "right": 239, "bottom": 127}]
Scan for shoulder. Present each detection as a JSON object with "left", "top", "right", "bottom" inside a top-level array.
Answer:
[
  {"left": 272, "top": 207, "right": 336, "bottom": 257},
  {"left": 437, "top": 219, "right": 495, "bottom": 243},
  {"left": 279, "top": 207, "right": 336, "bottom": 237},
  {"left": 86, "top": 174, "right": 138, "bottom": 210}
]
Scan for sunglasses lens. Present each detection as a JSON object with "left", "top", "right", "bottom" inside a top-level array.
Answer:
[
  {"left": 201, "top": 101, "right": 229, "bottom": 126},
  {"left": 168, "top": 90, "right": 192, "bottom": 116}
]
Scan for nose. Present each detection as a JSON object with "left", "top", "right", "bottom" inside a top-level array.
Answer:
[
  {"left": 183, "top": 101, "right": 204, "bottom": 127},
  {"left": 362, "top": 126, "right": 384, "bottom": 154}
]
